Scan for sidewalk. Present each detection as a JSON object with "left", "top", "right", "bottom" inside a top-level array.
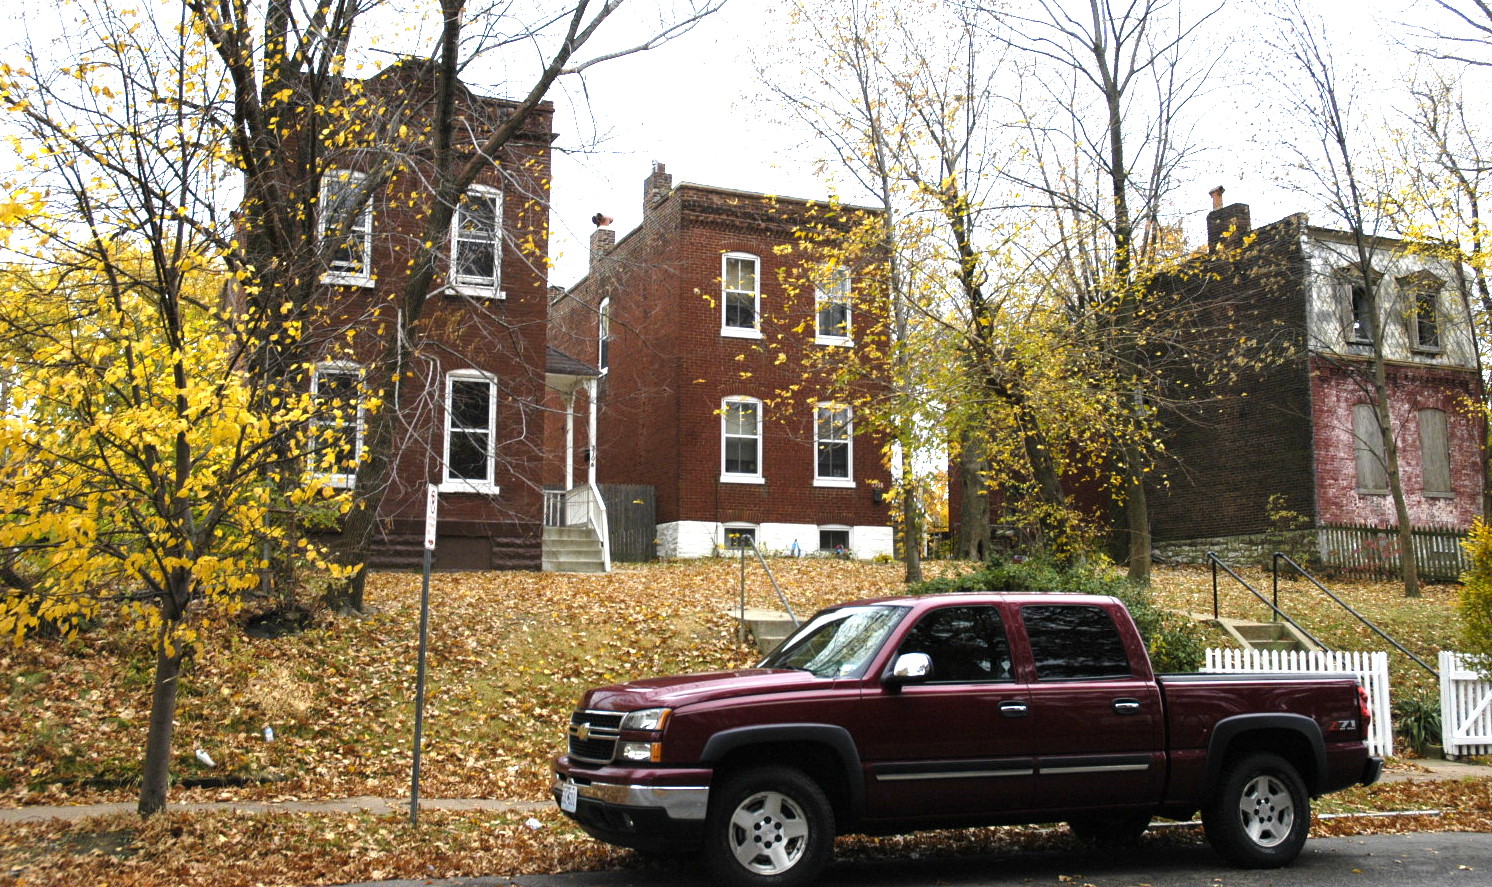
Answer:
[
  {"left": 0, "top": 796, "right": 549, "bottom": 825},
  {"left": 1, "top": 758, "right": 1483, "bottom": 825}
]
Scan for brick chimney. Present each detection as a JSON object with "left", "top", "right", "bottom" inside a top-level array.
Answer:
[
  {"left": 1206, "top": 186, "right": 1251, "bottom": 251},
  {"left": 589, "top": 224, "right": 615, "bottom": 272},
  {"left": 643, "top": 161, "right": 672, "bottom": 213}
]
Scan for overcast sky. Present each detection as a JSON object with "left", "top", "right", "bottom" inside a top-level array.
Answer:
[{"left": 542, "top": 0, "right": 1456, "bottom": 287}]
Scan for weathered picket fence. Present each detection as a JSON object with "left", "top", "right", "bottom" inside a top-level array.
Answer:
[
  {"left": 1438, "top": 651, "right": 1492, "bottom": 758},
  {"left": 1203, "top": 648, "right": 1393, "bottom": 758},
  {"left": 1318, "top": 522, "right": 1469, "bottom": 582}
]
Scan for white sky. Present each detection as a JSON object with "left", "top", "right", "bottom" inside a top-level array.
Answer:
[{"left": 542, "top": 0, "right": 1466, "bottom": 286}]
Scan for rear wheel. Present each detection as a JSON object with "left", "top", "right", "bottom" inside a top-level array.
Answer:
[
  {"left": 705, "top": 766, "right": 834, "bottom": 887},
  {"left": 1203, "top": 752, "right": 1309, "bottom": 868}
]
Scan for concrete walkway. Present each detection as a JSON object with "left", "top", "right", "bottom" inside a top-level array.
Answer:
[
  {"left": 0, "top": 796, "right": 548, "bottom": 825},
  {"left": 0, "top": 758, "right": 1482, "bottom": 825}
]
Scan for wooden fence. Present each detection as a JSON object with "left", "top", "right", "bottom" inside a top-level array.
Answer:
[
  {"left": 600, "top": 484, "right": 655, "bottom": 563},
  {"left": 1318, "top": 523, "right": 1470, "bottom": 582},
  {"left": 1439, "top": 651, "right": 1492, "bottom": 758},
  {"left": 1203, "top": 648, "right": 1393, "bottom": 757}
]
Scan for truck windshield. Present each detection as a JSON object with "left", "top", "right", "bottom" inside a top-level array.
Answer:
[{"left": 759, "top": 605, "right": 907, "bottom": 678}]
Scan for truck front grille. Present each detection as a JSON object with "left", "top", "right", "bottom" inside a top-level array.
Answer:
[{"left": 569, "top": 710, "right": 624, "bottom": 763}]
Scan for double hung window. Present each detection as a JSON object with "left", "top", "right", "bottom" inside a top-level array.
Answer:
[
  {"left": 815, "top": 403, "right": 853, "bottom": 486},
  {"left": 310, "top": 362, "right": 363, "bottom": 487},
  {"left": 722, "top": 253, "right": 761, "bottom": 337},
  {"left": 721, "top": 396, "right": 763, "bottom": 482},
  {"left": 319, "top": 170, "right": 373, "bottom": 285},
  {"left": 451, "top": 186, "right": 502, "bottom": 297},
  {"left": 814, "top": 267, "right": 852, "bottom": 344},
  {"left": 443, "top": 371, "right": 499, "bottom": 493}
]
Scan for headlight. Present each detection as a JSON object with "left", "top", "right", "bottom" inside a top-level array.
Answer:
[{"left": 619, "top": 707, "right": 671, "bottom": 731}]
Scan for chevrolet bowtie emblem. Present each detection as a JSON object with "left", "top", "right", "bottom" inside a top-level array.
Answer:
[{"left": 575, "top": 722, "right": 592, "bottom": 742}]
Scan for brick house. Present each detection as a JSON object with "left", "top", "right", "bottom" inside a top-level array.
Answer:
[
  {"left": 549, "top": 164, "right": 895, "bottom": 559},
  {"left": 1146, "top": 191, "right": 1484, "bottom": 571},
  {"left": 302, "top": 61, "right": 603, "bottom": 571}
]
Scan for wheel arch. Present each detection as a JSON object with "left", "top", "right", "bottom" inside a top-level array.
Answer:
[
  {"left": 1205, "top": 714, "right": 1326, "bottom": 797},
  {"left": 700, "top": 724, "right": 863, "bottom": 825}
]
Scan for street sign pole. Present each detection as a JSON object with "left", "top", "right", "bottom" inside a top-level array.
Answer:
[{"left": 410, "top": 484, "right": 438, "bottom": 825}]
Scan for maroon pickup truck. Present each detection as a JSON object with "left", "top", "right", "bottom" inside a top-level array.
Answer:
[{"left": 552, "top": 593, "right": 1381, "bottom": 886}]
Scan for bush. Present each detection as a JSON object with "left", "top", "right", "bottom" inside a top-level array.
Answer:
[
  {"left": 907, "top": 556, "right": 1205, "bottom": 673},
  {"left": 1460, "top": 519, "right": 1492, "bottom": 678},
  {"left": 1393, "top": 688, "right": 1442, "bottom": 756}
]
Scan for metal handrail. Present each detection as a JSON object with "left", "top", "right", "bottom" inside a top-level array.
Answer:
[
  {"left": 734, "top": 540, "right": 800, "bottom": 644},
  {"left": 1208, "top": 551, "right": 1329, "bottom": 652},
  {"left": 1272, "top": 552, "right": 1438, "bottom": 680}
]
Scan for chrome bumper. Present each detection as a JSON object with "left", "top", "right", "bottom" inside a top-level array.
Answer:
[{"left": 552, "top": 772, "right": 710, "bottom": 821}]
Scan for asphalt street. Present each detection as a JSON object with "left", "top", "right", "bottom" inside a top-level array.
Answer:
[{"left": 332, "top": 831, "right": 1492, "bottom": 887}]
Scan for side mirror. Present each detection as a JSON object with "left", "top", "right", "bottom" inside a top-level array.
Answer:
[{"left": 885, "top": 652, "right": 932, "bottom": 691}]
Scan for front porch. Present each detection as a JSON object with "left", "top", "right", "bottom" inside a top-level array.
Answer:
[{"left": 544, "top": 347, "right": 609, "bottom": 573}]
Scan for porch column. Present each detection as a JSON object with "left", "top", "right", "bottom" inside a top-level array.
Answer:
[
  {"left": 586, "top": 378, "right": 598, "bottom": 486},
  {"left": 564, "top": 389, "right": 576, "bottom": 490}
]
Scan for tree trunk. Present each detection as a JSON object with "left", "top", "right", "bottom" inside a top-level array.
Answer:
[
  {"left": 138, "top": 641, "right": 185, "bottom": 816},
  {"left": 1120, "top": 442, "right": 1151, "bottom": 585},
  {"left": 956, "top": 431, "right": 991, "bottom": 561}
]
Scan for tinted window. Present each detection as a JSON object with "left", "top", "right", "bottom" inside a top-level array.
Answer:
[
  {"left": 897, "top": 606, "right": 1012, "bottom": 682},
  {"left": 1021, "top": 605, "right": 1131, "bottom": 680}
]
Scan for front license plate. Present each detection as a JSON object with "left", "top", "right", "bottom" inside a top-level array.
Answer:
[{"left": 560, "top": 781, "right": 578, "bottom": 813}]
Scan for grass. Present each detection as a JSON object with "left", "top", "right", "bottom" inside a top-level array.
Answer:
[{"left": 0, "top": 558, "right": 1486, "bottom": 886}]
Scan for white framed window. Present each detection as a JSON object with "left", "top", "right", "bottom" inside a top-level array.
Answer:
[
  {"left": 442, "top": 370, "right": 500, "bottom": 494},
  {"left": 1352, "top": 402, "right": 1387, "bottom": 494},
  {"left": 450, "top": 185, "right": 503, "bottom": 298},
  {"left": 1419, "top": 408, "right": 1453, "bottom": 496},
  {"left": 309, "top": 361, "right": 363, "bottom": 488},
  {"left": 814, "top": 267, "right": 852, "bottom": 345},
  {"left": 722, "top": 252, "right": 762, "bottom": 338},
  {"left": 723, "top": 524, "right": 758, "bottom": 551},
  {"left": 721, "top": 396, "right": 764, "bottom": 483},
  {"left": 319, "top": 169, "right": 374, "bottom": 286},
  {"left": 598, "top": 297, "right": 612, "bottom": 373},
  {"left": 814, "top": 403, "right": 854, "bottom": 487}
]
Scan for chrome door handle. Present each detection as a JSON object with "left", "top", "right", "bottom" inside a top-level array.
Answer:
[
  {"left": 1113, "top": 698, "right": 1142, "bottom": 715},
  {"left": 999, "top": 700, "right": 1029, "bottom": 718}
]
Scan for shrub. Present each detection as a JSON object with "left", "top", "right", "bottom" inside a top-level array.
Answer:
[
  {"left": 1393, "top": 688, "right": 1443, "bottom": 756},
  {"left": 908, "top": 556, "right": 1205, "bottom": 673},
  {"left": 1460, "top": 518, "right": 1492, "bottom": 678}
]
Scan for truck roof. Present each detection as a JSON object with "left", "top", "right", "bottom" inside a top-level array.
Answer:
[{"left": 828, "top": 591, "right": 1124, "bottom": 610}]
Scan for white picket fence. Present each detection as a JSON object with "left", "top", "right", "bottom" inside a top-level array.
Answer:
[
  {"left": 1438, "top": 651, "right": 1492, "bottom": 758},
  {"left": 1203, "top": 648, "right": 1393, "bottom": 758}
]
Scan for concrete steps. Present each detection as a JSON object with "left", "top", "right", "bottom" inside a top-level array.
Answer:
[
  {"left": 1214, "top": 617, "right": 1321, "bottom": 653},
  {"left": 542, "top": 525, "right": 607, "bottom": 574},
  {"left": 728, "top": 608, "right": 801, "bottom": 654}
]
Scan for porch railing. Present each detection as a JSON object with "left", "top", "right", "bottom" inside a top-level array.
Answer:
[{"left": 544, "top": 484, "right": 610, "bottom": 572}]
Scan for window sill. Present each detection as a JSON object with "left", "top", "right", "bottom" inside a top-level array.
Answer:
[
  {"left": 720, "top": 327, "right": 763, "bottom": 340},
  {"left": 1423, "top": 491, "right": 1456, "bottom": 499},
  {"left": 448, "top": 283, "right": 506, "bottom": 300},
  {"left": 1411, "top": 346, "right": 1443, "bottom": 356},
  {"left": 720, "top": 474, "right": 765, "bottom": 485},
  {"left": 321, "top": 273, "right": 375, "bottom": 288},
  {"left": 313, "top": 475, "right": 358, "bottom": 490},
  {"left": 814, "top": 335, "right": 853, "bottom": 348},
  {"left": 1356, "top": 488, "right": 1389, "bottom": 496},
  {"left": 813, "top": 478, "right": 855, "bottom": 489},
  {"left": 439, "top": 481, "right": 501, "bottom": 495}
]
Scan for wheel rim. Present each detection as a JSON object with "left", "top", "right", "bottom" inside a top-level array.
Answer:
[
  {"left": 1237, "top": 772, "right": 1295, "bottom": 848},
  {"left": 727, "top": 789, "right": 811, "bottom": 875}
]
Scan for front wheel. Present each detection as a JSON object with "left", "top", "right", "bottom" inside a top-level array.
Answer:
[
  {"left": 705, "top": 766, "right": 834, "bottom": 887},
  {"left": 1203, "top": 752, "right": 1310, "bottom": 868}
]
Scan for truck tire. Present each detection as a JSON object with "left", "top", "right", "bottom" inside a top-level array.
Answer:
[
  {"left": 1067, "top": 812, "right": 1151, "bottom": 845},
  {"left": 1203, "top": 751, "right": 1309, "bottom": 868},
  {"left": 705, "top": 766, "right": 834, "bottom": 887}
]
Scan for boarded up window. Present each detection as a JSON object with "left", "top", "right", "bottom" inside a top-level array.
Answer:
[
  {"left": 1419, "top": 408, "right": 1452, "bottom": 495},
  {"left": 1353, "top": 403, "right": 1388, "bottom": 493}
]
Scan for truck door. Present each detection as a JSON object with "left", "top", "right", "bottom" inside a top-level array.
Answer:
[
  {"left": 1018, "top": 603, "right": 1166, "bottom": 810},
  {"left": 856, "top": 604, "right": 1035, "bottom": 820}
]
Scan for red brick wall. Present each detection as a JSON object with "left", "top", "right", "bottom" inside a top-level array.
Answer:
[
  {"left": 557, "top": 182, "right": 892, "bottom": 531},
  {"left": 311, "top": 79, "right": 553, "bottom": 569},
  {"left": 1310, "top": 356, "right": 1483, "bottom": 529}
]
